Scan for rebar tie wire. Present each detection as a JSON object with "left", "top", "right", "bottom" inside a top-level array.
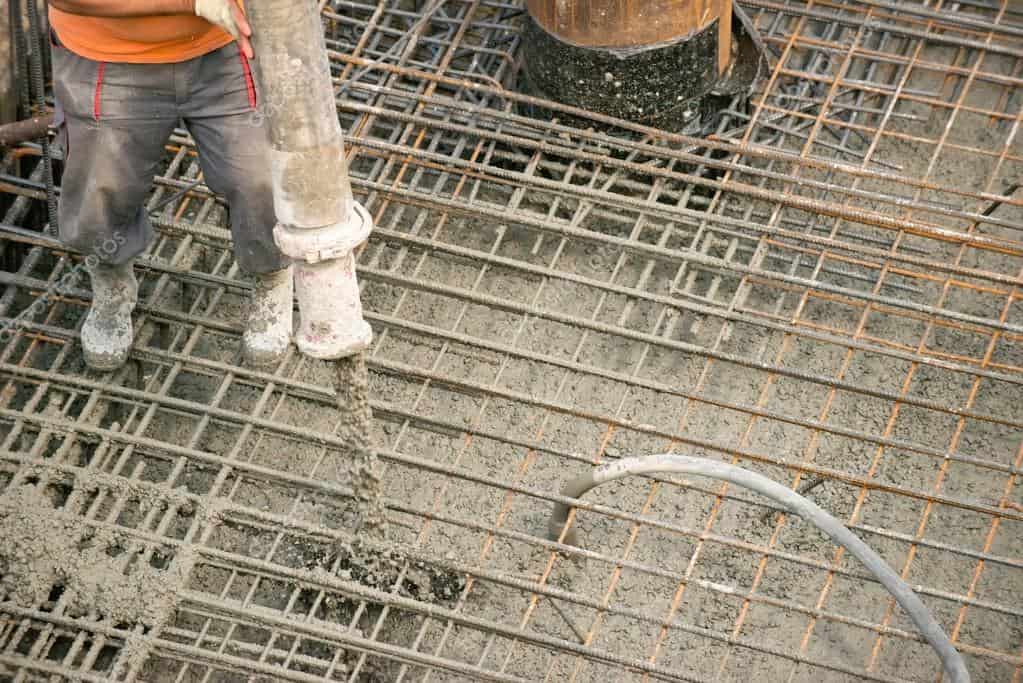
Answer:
[{"left": 548, "top": 454, "right": 970, "bottom": 683}]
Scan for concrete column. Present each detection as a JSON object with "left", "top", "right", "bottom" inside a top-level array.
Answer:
[
  {"left": 520, "top": 0, "right": 736, "bottom": 132},
  {"left": 526, "top": 0, "right": 727, "bottom": 56}
]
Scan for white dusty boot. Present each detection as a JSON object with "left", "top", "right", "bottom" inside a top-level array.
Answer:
[
  {"left": 81, "top": 261, "right": 138, "bottom": 371},
  {"left": 242, "top": 266, "right": 294, "bottom": 366}
]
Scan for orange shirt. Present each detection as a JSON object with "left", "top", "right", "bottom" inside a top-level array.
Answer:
[{"left": 48, "top": 8, "right": 234, "bottom": 63}]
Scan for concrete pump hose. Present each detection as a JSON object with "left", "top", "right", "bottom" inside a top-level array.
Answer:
[{"left": 548, "top": 454, "right": 970, "bottom": 683}]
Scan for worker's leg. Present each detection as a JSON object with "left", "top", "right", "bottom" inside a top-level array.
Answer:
[
  {"left": 51, "top": 37, "right": 178, "bottom": 370},
  {"left": 182, "top": 43, "right": 293, "bottom": 365},
  {"left": 51, "top": 39, "right": 178, "bottom": 265},
  {"left": 181, "top": 43, "right": 288, "bottom": 275}
]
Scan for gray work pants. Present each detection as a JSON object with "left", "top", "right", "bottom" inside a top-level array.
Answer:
[{"left": 51, "top": 34, "right": 288, "bottom": 274}]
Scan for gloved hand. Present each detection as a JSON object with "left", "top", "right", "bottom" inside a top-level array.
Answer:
[{"left": 194, "top": 0, "right": 253, "bottom": 59}]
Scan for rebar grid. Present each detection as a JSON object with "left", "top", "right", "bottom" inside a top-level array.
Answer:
[{"left": 1, "top": 1, "right": 1021, "bottom": 681}]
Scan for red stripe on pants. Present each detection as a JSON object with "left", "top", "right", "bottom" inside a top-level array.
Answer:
[
  {"left": 92, "top": 62, "right": 106, "bottom": 121},
  {"left": 239, "top": 48, "right": 257, "bottom": 109}
]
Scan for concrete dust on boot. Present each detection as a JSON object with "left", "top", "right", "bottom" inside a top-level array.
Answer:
[
  {"left": 0, "top": 482, "right": 191, "bottom": 629},
  {"left": 334, "top": 354, "right": 387, "bottom": 537},
  {"left": 243, "top": 266, "right": 294, "bottom": 366},
  {"left": 81, "top": 262, "right": 138, "bottom": 371}
]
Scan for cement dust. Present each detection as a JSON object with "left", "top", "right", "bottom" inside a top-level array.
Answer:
[{"left": 0, "top": 481, "right": 192, "bottom": 629}]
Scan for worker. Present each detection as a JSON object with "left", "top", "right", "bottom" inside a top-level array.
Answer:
[{"left": 47, "top": 0, "right": 293, "bottom": 369}]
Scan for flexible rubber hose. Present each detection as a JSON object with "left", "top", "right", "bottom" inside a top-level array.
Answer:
[{"left": 547, "top": 454, "right": 969, "bottom": 683}]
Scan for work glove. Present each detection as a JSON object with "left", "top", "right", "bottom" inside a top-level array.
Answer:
[{"left": 194, "top": 0, "right": 254, "bottom": 59}]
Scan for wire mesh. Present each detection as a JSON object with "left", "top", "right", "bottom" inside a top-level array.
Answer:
[{"left": 0, "top": 1, "right": 1021, "bottom": 681}]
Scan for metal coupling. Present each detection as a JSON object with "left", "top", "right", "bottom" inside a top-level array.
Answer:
[
  {"left": 272, "top": 203, "right": 374, "bottom": 360},
  {"left": 273, "top": 202, "right": 373, "bottom": 265}
]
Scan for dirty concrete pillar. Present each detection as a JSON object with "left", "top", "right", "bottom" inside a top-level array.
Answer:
[
  {"left": 520, "top": 0, "right": 737, "bottom": 132},
  {"left": 525, "top": 0, "right": 729, "bottom": 58}
]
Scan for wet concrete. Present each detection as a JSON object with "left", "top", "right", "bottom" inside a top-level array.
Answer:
[
  {"left": 0, "top": 481, "right": 193, "bottom": 629},
  {"left": 334, "top": 353, "right": 388, "bottom": 537}
]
